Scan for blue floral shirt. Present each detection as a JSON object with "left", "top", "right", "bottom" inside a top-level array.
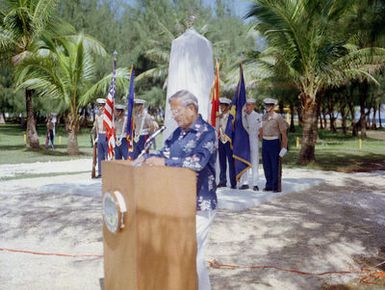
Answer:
[{"left": 154, "top": 115, "right": 217, "bottom": 211}]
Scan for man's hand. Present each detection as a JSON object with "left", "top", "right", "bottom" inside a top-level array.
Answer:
[{"left": 145, "top": 157, "right": 165, "bottom": 167}]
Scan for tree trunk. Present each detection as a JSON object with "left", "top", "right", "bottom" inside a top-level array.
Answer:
[
  {"left": 26, "top": 90, "right": 40, "bottom": 149},
  {"left": 289, "top": 103, "right": 295, "bottom": 132},
  {"left": 299, "top": 95, "right": 318, "bottom": 164},
  {"left": 340, "top": 106, "right": 347, "bottom": 135},
  {"left": 296, "top": 105, "right": 303, "bottom": 127},
  {"left": 317, "top": 100, "right": 323, "bottom": 129},
  {"left": 359, "top": 83, "right": 367, "bottom": 139},
  {"left": 371, "top": 106, "right": 377, "bottom": 129},
  {"left": 67, "top": 112, "right": 80, "bottom": 155},
  {"left": 359, "top": 104, "right": 367, "bottom": 139},
  {"left": 329, "top": 113, "right": 337, "bottom": 132},
  {"left": 0, "top": 112, "right": 5, "bottom": 124},
  {"left": 322, "top": 111, "right": 328, "bottom": 129},
  {"left": 379, "top": 103, "right": 383, "bottom": 128}
]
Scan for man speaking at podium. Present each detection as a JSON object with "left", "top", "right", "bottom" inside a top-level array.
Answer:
[{"left": 145, "top": 90, "right": 217, "bottom": 290}]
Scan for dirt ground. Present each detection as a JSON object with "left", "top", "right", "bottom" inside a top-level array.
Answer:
[
  {"left": 207, "top": 171, "right": 385, "bottom": 290},
  {"left": 1, "top": 166, "right": 385, "bottom": 290}
]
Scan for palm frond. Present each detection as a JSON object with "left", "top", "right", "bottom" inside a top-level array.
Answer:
[
  {"left": 32, "top": 0, "right": 59, "bottom": 36},
  {"left": 80, "top": 67, "right": 130, "bottom": 106}
]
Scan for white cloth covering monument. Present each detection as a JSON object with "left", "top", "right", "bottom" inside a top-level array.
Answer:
[{"left": 164, "top": 28, "right": 214, "bottom": 138}]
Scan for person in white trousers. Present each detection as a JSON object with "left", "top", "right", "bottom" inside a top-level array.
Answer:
[{"left": 240, "top": 98, "right": 262, "bottom": 191}]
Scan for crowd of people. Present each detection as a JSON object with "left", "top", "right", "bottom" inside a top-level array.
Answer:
[{"left": 92, "top": 98, "right": 159, "bottom": 178}]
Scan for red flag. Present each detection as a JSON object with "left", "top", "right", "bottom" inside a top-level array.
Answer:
[{"left": 210, "top": 60, "right": 220, "bottom": 127}]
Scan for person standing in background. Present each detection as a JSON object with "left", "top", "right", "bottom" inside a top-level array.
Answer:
[
  {"left": 240, "top": 98, "right": 262, "bottom": 191},
  {"left": 114, "top": 104, "right": 128, "bottom": 160},
  {"left": 259, "top": 98, "right": 288, "bottom": 192},
  {"left": 216, "top": 98, "right": 236, "bottom": 189},
  {"left": 93, "top": 98, "right": 107, "bottom": 178},
  {"left": 130, "top": 98, "right": 158, "bottom": 158}
]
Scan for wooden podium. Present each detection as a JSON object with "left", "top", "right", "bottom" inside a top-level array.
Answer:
[{"left": 102, "top": 161, "right": 197, "bottom": 290}]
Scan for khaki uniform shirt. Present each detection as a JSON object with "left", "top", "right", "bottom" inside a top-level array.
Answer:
[
  {"left": 134, "top": 111, "right": 156, "bottom": 136},
  {"left": 115, "top": 115, "right": 127, "bottom": 139},
  {"left": 94, "top": 114, "right": 106, "bottom": 134},
  {"left": 217, "top": 112, "right": 229, "bottom": 144},
  {"left": 262, "top": 112, "right": 287, "bottom": 138}
]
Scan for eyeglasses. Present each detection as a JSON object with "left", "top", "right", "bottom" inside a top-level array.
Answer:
[{"left": 170, "top": 107, "right": 186, "bottom": 116}]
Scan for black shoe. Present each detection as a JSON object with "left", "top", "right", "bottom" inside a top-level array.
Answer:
[
  {"left": 272, "top": 189, "right": 281, "bottom": 193},
  {"left": 230, "top": 185, "right": 237, "bottom": 189},
  {"left": 217, "top": 183, "right": 226, "bottom": 188},
  {"left": 240, "top": 185, "right": 249, "bottom": 190},
  {"left": 95, "top": 175, "right": 102, "bottom": 179},
  {"left": 253, "top": 185, "right": 259, "bottom": 191},
  {"left": 263, "top": 188, "right": 272, "bottom": 192}
]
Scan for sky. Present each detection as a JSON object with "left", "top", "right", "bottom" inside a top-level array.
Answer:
[{"left": 202, "top": 0, "right": 253, "bottom": 18}]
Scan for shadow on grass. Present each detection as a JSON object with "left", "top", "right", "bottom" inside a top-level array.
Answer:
[
  {"left": 285, "top": 151, "right": 385, "bottom": 172},
  {"left": 0, "top": 144, "right": 26, "bottom": 150}
]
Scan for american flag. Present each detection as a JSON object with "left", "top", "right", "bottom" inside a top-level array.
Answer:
[{"left": 103, "top": 52, "right": 117, "bottom": 160}]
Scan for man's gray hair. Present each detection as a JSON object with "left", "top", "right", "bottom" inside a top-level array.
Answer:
[{"left": 169, "top": 90, "right": 199, "bottom": 111}]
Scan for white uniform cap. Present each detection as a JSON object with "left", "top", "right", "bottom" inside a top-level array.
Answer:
[
  {"left": 115, "top": 104, "right": 125, "bottom": 110},
  {"left": 96, "top": 98, "right": 106, "bottom": 104},
  {"left": 219, "top": 98, "right": 231, "bottom": 105},
  {"left": 246, "top": 98, "right": 256, "bottom": 104},
  {"left": 263, "top": 98, "right": 278, "bottom": 105},
  {"left": 134, "top": 98, "right": 146, "bottom": 105}
]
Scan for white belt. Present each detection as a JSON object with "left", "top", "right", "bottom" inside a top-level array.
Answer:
[{"left": 263, "top": 136, "right": 279, "bottom": 140}]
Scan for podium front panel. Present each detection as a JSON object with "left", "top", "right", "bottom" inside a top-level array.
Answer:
[{"left": 103, "top": 161, "right": 197, "bottom": 290}]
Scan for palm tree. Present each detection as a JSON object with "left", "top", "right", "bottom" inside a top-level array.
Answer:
[
  {"left": 0, "top": 0, "right": 60, "bottom": 149},
  {"left": 246, "top": 0, "right": 385, "bottom": 164},
  {"left": 16, "top": 33, "right": 129, "bottom": 155}
]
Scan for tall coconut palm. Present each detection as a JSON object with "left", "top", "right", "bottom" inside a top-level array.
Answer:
[
  {"left": 16, "top": 33, "right": 129, "bottom": 155},
  {"left": 0, "top": 0, "right": 61, "bottom": 149},
  {"left": 246, "top": 0, "right": 385, "bottom": 164}
]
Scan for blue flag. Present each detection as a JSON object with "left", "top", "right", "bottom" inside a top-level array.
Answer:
[
  {"left": 126, "top": 67, "right": 135, "bottom": 148},
  {"left": 224, "top": 65, "right": 251, "bottom": 180}
]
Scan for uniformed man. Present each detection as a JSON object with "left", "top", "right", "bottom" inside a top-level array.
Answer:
[
  {"left": 240, "top": 98, "right": 262, "bottom": 191},
  {"left": 130, "top": 98, "right": 158, "bottom": 159},
  {"left": 93, "top": 98, "right": 107, "bottom": 178},
  {"left": 114, "top": 104, "right": 128, "bottom": 160},
  {"left": 259, "top": 98, "right": 288, "bottom": 192},
  {"left": 216, "top": 97, "right": 236, "bottom": 189}
]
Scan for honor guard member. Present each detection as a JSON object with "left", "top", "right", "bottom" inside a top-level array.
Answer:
[
  {"left": 131, "top": 98, "right": 158, "bottom": 159},
  {"left": 93, "top": 98, "right": 107, "bottom": 177},
  {"left": 240, "top": 98, "right": 262, "bottom": 191},
  {"left": 259, "top": 98, "right": 288, "bottom": 192},
  {"left": 216, "top": 98, "right": 236, "bottom": 189},
  {"left": 114, "top": 104, "right": 128, "bottom": 160}
]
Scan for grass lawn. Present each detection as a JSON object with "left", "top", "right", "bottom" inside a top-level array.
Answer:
[
  {"left": 1, "top": 123, "right": 384, "bottom": 171},
  {"left": 285, "top": 127, "right": 385, "bottom": 172},
  {"left": 0, "top": 123, "right": 93, "bottom": 164}
]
